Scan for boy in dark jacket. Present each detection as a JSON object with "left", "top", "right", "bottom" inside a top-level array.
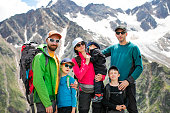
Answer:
[
  {"left": 87, "top": 41, "right": 107, "bottom": 102},
  {"left": 102, "top": 66, "right": 128, "bottom": 113}
]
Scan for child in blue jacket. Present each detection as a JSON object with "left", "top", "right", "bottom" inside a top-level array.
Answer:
[{"left": 56, "top": 58, "right": 77, "bottom": 113}]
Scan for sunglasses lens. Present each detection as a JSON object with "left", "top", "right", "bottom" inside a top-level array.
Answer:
[
  {"left": 69, "top": 66, "right": 73, "bottom": 69},
  {"left": 121, "top": 32, "right": 126, "bottom": 34},
  {"left": 56, "top": 40, "right": 60, "bottom": 43},
  {"left": 49, "top": 38, "right": 54, "bottom": 42},
  {"left": 49, "top": 38, "right": 60, "bottom": 43},
  {"left": 65, "top": 64, "right": 73, "bottom": 69},
  {"left": 76, "top": 41, "right": 85, "bottom": 47},
  {"left": 65, "top": 64, "right": 68, "bottom": 67},
  {"left": 116, "top": 32, "right": 126, "bottom": 35},
  {"left": 116, "top": 32, "right": 120, "bottom": 35},
  {"left": 76, "top": 44, "right": 81, "bottom": 47},
  {"left": 81, "top": 41, "right": 85, "bottom": 45}
]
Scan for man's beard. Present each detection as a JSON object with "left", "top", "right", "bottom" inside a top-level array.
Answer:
[{"left": 48, "top": 45, "right": 58, "bottom": 51}]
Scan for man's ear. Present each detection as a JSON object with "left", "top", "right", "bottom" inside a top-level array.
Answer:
[{"left": 126, "top": 32, "right": 128, "bottom": 36}]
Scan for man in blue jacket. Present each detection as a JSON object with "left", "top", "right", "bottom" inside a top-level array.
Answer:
[{"left": 102, "top": 25, "right": 143, "bottom": 113}]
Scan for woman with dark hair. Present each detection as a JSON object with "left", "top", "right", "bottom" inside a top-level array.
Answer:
[{"left": 72, "top": 37, "right": 105, "bottom": 113}]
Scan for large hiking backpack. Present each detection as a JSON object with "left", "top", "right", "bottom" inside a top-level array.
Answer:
[{"left": 19, "top": 42, "right": 48, "bottom": 111}]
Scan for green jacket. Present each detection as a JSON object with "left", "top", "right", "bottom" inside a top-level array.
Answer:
[{"left": 32, "top": 44, "right": 60, "bottom": 108}]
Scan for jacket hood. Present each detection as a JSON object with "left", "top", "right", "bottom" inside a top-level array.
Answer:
[{"left": 37, "top": 44, "right": 50, "bottom": 57}]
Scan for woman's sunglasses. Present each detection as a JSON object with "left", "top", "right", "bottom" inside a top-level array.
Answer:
[
  {"left": 48, "top": 38, "right": 60, "bottom": 43},
  {"left": 64, "top": 64, "right": 73, "bottom": 69},
  {"left": 76, "top": 41, "right": 85, "bottom": 47},
  {"left": 116, "top": 31, "right": 126, "bottom": 35}
]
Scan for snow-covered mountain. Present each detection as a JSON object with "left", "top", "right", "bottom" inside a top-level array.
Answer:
[{"left": 51, "top": 0, "right": 170, "bottom": 67}]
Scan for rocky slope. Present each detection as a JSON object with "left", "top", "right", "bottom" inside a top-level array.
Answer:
[
  {"left": 136, "top": 56, "right": 170, "bottom": 113},
  {"left": 0, "top": 36, "right": 29, "bottom": 113}
]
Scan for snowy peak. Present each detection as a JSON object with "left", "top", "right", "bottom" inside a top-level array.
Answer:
[
  {"left": 82, "top": 3, "right": 119, "bottom": 22},
  {"left": 52, "top": 0, "right": 82, "bottom": 15},
  {"left": 126, "top": 0, "right": 170, "bottom": 31}
]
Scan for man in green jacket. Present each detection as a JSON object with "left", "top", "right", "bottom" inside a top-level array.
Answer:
[
  {"left": 102, "top": 25, "right": 143, "bottom": 113},
  {"left": 32, "top": 30, "right": 62, "bottom": 113}
]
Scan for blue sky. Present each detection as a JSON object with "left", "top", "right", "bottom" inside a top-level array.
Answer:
[
  {"left": 0, "top": 0, "right": 152, "bottom": 22},
  {"left": 21, "top": 0, "right": 38, "bottom": 7}
]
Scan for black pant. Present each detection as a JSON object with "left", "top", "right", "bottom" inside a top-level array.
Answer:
[
  {"left": 94, "top": 80, "right": 104, "bottom": 94},
  {"left": 126, "top": 83, "right": 138, "bottom": 113},
  {"left": 36, "top": 100, "right": 56, "bottom": 113},
  {"left": 58, "top": 106, "right": 72, "bottom": 113},
  {"left": 79, "top": 91, "right": 103, "bottom": 113},
  {"left": 108, "top": 110, "right": 124, "bottom": 113}
]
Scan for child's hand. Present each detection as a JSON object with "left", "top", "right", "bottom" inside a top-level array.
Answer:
[
  {"left": 85, "top": 55, "right": 91, "bottom": 65},
  {"left": 70, "top": 80, "right": 78, "bottom": 89},
  {"left": 71, "top": 107, "right": 76, "bottom": 113},
  {"left": 116, "top": 105, "right": 122, "bottom": 111},
  {"left": 46, "top": 106, "right": 53, "bottom": 113},
  {"left": 121, "top": 105, "right": 126, "bottom": 110},
  {"left": 54, "top": 105, "right": 58, "bottom": 113}
]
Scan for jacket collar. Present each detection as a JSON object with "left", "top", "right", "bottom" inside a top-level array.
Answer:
[{"left": 78, "top": 52, "right": 89, "bottom": 59}]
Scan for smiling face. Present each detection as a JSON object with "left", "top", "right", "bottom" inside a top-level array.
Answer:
[
  {"left": 109, "top": 69, "right": 120, "bottom": 81},
  {"left": 115, "top": 29, "right": 127, "bottom": 44},
  {"left": 74, "top": 41, "right": 86, "bottom": 53},
  {"left": 46, "top": 35, "right": 60, "bottom": 51},
  {"left": 61, "top": 62, "right": 73, "bottom": 75}
]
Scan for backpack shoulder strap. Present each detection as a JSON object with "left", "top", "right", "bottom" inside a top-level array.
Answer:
[
  {"left": 36, "top": 48, "right": 49, "bottom": 66},
  {"left": 66, "top": 75, "right": 72, "bottom": 90},
  {"left": 42, "top": 52, "right": 49, "bottom": 66}
]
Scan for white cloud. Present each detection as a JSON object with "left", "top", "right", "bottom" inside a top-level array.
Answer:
[{"left": 0, "top": 0, "right": 34, "bottom": 21}]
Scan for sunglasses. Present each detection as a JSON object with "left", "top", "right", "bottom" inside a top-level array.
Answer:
[
  {"left": 116, "top": 31, "right": 126, "bottom": 35},
  {"left": 48, "top": 38, "right": 60, "bottom": 43},
  {"left": 64, "top": 64, "right": 73, "bottom": 69},
  {"left": 76, "top": 41, "right": 85, "bottom": 47}
]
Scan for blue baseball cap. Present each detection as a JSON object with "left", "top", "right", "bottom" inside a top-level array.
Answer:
[{"left": 60, "top": 58, "right": 75, "bottom": 66}]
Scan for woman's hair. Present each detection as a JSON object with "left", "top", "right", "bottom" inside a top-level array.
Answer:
[{"left": 74, "top": 49, "right": 79, "bottom": 55}]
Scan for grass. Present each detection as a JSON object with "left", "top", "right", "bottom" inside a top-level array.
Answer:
[
  {"left": 0, "top": 67, "right": 7, "bottom": 113},
  {"left": 5, "top": 64, "right": 27, "bottom": 112}
]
